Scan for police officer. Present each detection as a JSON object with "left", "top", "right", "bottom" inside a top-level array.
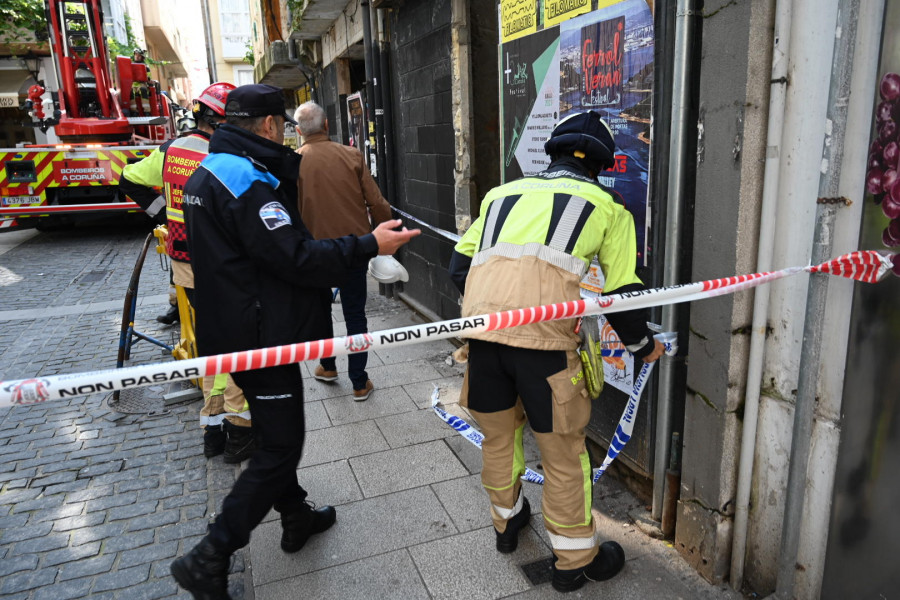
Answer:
[
  {"left": 448, "top": 111, "right": 664, "bottom": 593},
  {"left": 119, "top": 82, "right": 256, "bottom": 464},
  {"left": 170, "top": 84, "right": 419, "bottom": 598}
]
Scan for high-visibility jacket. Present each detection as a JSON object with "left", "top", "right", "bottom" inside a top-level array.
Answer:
[
  {"left": 120, "top": 130, "right": 210, "bottom": 262},
  {"left": 162, "top": 133, "right": 210, "bottom": 261},
  {"left": 451, "top": 162, "right": 652, "bottom": 355}
]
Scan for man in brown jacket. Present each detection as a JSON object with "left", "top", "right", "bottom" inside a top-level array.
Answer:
[{"left": 295, "top": 101, "right": 392, "bottom": 400}]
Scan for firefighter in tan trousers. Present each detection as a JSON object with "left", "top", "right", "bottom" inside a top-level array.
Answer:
[
  {"left": 448, "top": 111, "right": 664, "bottom": 594},
  {"left": 120, "top": 82, "right": 255, "bottom": 463}
]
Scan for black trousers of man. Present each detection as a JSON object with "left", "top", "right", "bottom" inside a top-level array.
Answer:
[{"left": 205, "top": 363, "right": 307, "bottom": 552}]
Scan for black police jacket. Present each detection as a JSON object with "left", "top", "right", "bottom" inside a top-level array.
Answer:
[{"left": 183, "top": 123, "right": 378, "bottom": 357}]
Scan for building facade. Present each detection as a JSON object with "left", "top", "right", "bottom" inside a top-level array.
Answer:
[{"left": 253, "top": 1, "right": 898, "bottom": 597}]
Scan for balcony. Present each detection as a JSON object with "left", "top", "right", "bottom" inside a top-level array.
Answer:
[
  {"left": 253, "top": 40, "right": 307, "bottom": 89},
  {"left": 140, "top": 0, "right": 185, "bottom": 68},
  {"left": 287, "top": 0, "right": 346, "bottom": 41}
]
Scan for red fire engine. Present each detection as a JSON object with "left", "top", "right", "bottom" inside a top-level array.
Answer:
[{"left": 0, "top": 0, "right": 177, "bottom": 229}]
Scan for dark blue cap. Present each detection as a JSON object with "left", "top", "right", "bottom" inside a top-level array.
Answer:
[{"left": 225, "top": 84, "right": 297, "bottom": 125}]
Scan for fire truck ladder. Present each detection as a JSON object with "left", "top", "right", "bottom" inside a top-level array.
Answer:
[{"left": 55, "top": 1, "right": 115, "bottom": 120}]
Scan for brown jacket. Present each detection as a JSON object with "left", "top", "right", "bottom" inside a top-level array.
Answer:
[{"left": 296, "top": 132, "right": 391, "bottom": 238}]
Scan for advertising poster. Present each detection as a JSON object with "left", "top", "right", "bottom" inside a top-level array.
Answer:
[
  {"left": 544, "top": 0, "right": 592, "bottom": 29},
  {"left": 501, "top": 27, "right": 560, "bottom": 182},
  {"left": 346, "top": 92, "right": 365, "bottom": 151},
  {"left": 560, "top": 1, "right": 654, "bottom": 265},
  {"left": 501, "top": 0, "right": 538, "bottom": 43}
]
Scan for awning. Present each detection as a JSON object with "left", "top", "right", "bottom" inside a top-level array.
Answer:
[{"left": 0, "top": 70, "right": 32, "bottom": 108}]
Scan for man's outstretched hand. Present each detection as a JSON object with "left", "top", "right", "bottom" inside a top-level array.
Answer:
[{"left": 372, "top": 219, "right": 422, "bottom": 255}]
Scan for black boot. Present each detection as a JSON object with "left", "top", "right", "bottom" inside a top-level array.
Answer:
[
  {"left": 157, "top": 304, "right": 179, "bottom": 325},
  {"left": 203, "top": 425, "right": 225, "bottom": 458},
  {"left": 170, "top": 536, "right": 232, "bottom": 599},
  {"left": 551, "top": 540, "right": 626, "bottom": 593},
  {"left": 223, "top": 421, "right": 255, "bottom": 464},
  {"left": 495, "top": 496, "right": 531, "bottom": 553},
  {"left": 280, "top": 501, "right": 337, "bottom": 553}
]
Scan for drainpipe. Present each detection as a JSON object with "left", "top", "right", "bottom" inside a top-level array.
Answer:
[
  {"left": 376, "top": 8, "right": 396, "bottom": 203},
  {"left": 652, "top": 0, "right": 699, "bottom": 521},
  {"left": 729, "top": 0, "right": 792, "bottom": 590},
  {"left": 366, "top": 1, "right": 387, "bottom": 196},
  {"left": 200, "top": 0, "right": 217, "bottom": 82},
  {"left": 774, "top": 1, "right": 858, "bottom": 597},
  {"left": 360, "top": 0, "right": 378, "bottom": 178}
]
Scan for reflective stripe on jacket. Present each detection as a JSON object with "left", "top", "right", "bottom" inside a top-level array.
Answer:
[
  {"left": 454, "top": 169, "right": 642, "bottom": 352},
  {"left": 163, "top": 133, "right": 210, "bottom": 261}
]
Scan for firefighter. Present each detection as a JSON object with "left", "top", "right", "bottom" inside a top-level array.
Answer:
[
  {"left": 119, "top": 82, "right": 256, "bottom": 464},
  {"left": 448, "top": 111, "right": 664, "bottom": 593}
]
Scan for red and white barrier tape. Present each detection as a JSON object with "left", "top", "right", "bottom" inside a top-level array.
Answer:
[{"left": 0, "top": 251, "right": 892, "bottom": 407}]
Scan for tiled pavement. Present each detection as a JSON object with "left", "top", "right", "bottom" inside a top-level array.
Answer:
[{"left": 0, "top": 224, "right": 741, "bottom": 599}]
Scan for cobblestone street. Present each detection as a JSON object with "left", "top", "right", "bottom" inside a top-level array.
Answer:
[{"left": 0, "top": 224, "right": 250, "bottom": 599}]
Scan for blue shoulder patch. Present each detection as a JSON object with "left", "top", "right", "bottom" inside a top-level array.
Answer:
[
  {"left": 201, "top": 153, "right": 281, "bottom": 198},
  {"left": 259, "top": 202, "right": 292, "bottom": 230}
]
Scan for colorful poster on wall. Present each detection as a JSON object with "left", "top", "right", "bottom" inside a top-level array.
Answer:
[
  {"left": 501, "top": 0, "right": 538, "bottom": 43},
  {"left": 346, "top": 92, "right": 365, "bottom": 151},
  {"left": 822, "top": 2, "right": 900, "bottom": 594},
  {"left": 501, "top": 27, "right": 560, "bottom": 182},
  {"left": 560, "top": 1, "right": 654, "bottom": 266},
  {"left": 544, "top": 0, "right": 592, "bottom": 29}
]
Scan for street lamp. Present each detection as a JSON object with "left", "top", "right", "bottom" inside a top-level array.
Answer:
[{"left": 22, "top": 53, "right": 43, "bottom": 82}]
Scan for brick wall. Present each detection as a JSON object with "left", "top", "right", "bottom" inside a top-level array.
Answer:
[{"left": 388, "top": 0, "right": 460, "bottom": 320}]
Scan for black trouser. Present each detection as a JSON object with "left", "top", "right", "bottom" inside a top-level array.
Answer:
[
  {"left": 206, "top": 364, "right": 307, "bottom": 552},
  {"left": 320, "top": 265, "right": 370, "bottom": 390},
  {"left": 466, "top": 339, "right": 567, "bottom": 433}
]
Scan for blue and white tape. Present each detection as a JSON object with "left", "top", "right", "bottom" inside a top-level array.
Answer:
[
  {"left": 392, "top": 206, "right": 461, "bottom": 243},
  {"left": 431, "top": 332, "right": 678, "bottom": 485}
]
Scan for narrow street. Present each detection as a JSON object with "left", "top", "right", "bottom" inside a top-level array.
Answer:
[{"left": 0, "top": 225, "right": 740, "bottom": 599}]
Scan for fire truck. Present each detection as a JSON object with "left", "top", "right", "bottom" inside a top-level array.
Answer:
[{"left": 0, "top": 0, "right": 177, "bottom": 230}]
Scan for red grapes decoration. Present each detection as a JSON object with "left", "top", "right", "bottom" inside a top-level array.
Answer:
[{"left": 867, "top": 72, "right": 900, "bottom": 274}]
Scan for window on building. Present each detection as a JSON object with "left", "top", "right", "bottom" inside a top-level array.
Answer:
[
  {"left": 220, "top": 0, "right": 251, "bottom": 59},
  {"left": 233, "top": 67, "right": 254, "bottom": 86}
]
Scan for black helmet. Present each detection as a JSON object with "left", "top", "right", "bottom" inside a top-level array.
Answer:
[{"left": 544, "top": 110, "right": 616, "bottom": 171}]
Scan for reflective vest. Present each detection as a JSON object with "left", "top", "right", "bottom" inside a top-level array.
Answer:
[
  {"left": 163, "top": 133, "right": 209, "bottom": 261},
  {"left": 455, "top": 169, "right": 643, "bottom": 351}
]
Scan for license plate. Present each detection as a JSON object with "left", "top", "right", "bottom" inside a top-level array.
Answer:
[{"left": 1, "top": 196, "right": 42, "bottom": 206}]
